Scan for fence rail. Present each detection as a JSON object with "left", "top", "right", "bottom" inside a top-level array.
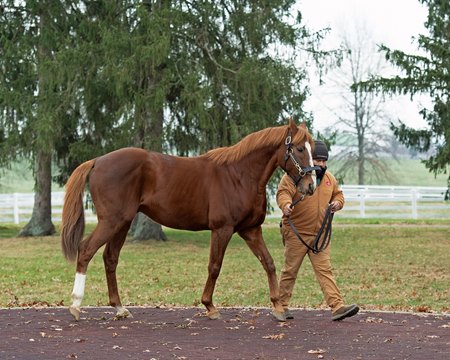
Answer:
[
  {"left": 0, "top": 192, "right": 97, "bottom": 224},
  {"left": 339, "top": 185, "right": 449, "bottom": 219},
  {"left": 268, "top": 185, "right": 450, "bottom": 220},
  {"left": 1, "top": 186, "right": 449, "bottom": 224}
]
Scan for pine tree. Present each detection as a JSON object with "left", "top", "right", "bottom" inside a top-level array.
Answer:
[
  {"left": 0, "top": 0, "right": 77, "bottom": 236},
  {"left": 355, "top": 0, "right": 450, "bottom": 186},
  {"left": 55, "top": 0, "right": 330, "bottom": 240}
]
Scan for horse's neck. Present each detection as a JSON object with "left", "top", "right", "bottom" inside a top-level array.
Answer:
[{"left": 232, "top": 147, "right": 278, "bottom": 192}]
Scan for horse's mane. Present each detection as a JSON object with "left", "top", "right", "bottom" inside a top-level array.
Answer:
[{"left": 204, "top": 124, "right": 311, "bottom": 165}]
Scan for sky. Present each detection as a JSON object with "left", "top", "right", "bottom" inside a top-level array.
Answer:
[{"left": 295, "top": 0, "right": 429, "bottom": 131}]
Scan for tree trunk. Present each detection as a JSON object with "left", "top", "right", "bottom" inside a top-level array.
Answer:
[
  {"left": 18, "top": 150, "right": 55, "bottom": 237},
  {"left": 131, "top": 212, "right": 167, "bottom": 241},
  {"left": 130, "top": 63, "right": 166, "bottom": 241},
  {"left": 19, "top": 7, "right": 55, "bottom": 237}
]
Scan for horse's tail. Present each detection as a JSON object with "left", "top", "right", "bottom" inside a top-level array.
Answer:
[{"left": 61, "top": 159, "right": 95, "bottom": 262}]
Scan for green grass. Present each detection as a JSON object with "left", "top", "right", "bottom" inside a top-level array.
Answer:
[
  {"left": 1, "top": 224, "right": 449, "bottom": 314},
  {"left": 328, "top": 158, "right": 448, "bottom": 187},
  {"left": 0, "top": 160, "right": 63, "bottom": 193}
]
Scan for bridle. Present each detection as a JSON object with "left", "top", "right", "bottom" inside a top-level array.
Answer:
[
  {"left": 284, "top": 131, "right": 320, "bottom": 187},
  {"left": 281, "top": 130, "right": 333, "bottom": 254}
]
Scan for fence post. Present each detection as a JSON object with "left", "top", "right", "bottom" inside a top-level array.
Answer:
[
  {"left": 359, "top": 188, "right": 366, "bottom": 218},
  {"left": 13, "top": 193, "right": 19, "bottom": 224},
  {"left": 411, "top": 188, "right": 418, "bottom": 219}
]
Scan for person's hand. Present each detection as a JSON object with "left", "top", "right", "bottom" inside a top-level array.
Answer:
[
  {"left": 330, "top": 201, "right": 341, "bottom": 213},
  {"left": 283, "top": 203, "right": 293, "bottom": 216}
]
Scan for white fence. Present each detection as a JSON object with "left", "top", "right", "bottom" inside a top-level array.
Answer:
[
  {"left": 0, "top": 186, "right": 449, "bottom": 224},
  {"left": 268, "top": 185, "right": 450, "bottom": 220},
  {"left": 0, "top": 192, "right": 97, "bottom": 224},
  {"left": 339, "top": 185, "right": 449, "bottom": 219}
]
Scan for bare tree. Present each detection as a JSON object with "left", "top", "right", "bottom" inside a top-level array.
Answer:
[{"left": 322, "top": 24, "right": 396, "bottom": 185}]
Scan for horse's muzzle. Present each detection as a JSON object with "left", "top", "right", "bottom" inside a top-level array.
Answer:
[{"left": 296, "top": 179, "right": 316, "bottom": 198}]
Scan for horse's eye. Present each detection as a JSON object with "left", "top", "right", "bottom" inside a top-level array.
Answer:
[{"left": 297, "top": 146, "right": 304, "bottom": 152}]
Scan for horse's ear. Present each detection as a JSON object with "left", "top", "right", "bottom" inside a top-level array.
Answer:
[
  {"left": 288, "top": 117, "right": 298, "bottom": 134},
  {"left": 299, "top": 121, "right": 307, "bottom": 130}
]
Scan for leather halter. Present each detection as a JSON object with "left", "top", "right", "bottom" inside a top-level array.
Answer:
[{"left": 284, "top": 131, "right": 320, "bottom": 187}]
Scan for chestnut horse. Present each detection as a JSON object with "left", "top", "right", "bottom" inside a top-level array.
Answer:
[{"left": 61, "top": 119, "right": 317, "bottom": 322}]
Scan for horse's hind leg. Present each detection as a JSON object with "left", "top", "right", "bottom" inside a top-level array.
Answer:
[
  {"left": 102, "top": 224, "right": 132, "bottom": 319},
  {"left": 238, "top": 226, "right": 286, "bottom": 322},
  {"left": 201, "top": 226, "right": 233, "bottom": 320},
  {"left": 69, "top": 221, "right": 123, "bottom": 321}
]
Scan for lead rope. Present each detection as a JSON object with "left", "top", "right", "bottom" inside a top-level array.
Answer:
[{"left": 286, "top": 202, "right": 334, "bottom": 254}]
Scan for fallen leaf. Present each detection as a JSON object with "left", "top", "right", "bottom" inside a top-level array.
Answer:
[
  {"left": 415, "top": 305, "right": 431, "bottom": 313},
  {"left": 262, "top": 333, "right": 285, "bottom": 340},
  {"left": 278, "top": 322, "right": 291, "bottom": 328},
  {"left": 364, "top": 317, "right": 385, "bottom": 323},
  {"left": 307, "top": 349, "right": 326, "bottom": 354},
  {"left": 226, "top": 326, "right": 240, "bottom": 330}
]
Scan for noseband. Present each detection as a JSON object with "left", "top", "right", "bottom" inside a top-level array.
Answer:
[{"left": 284, "top": 132, "right": 320, "bottom": 187}]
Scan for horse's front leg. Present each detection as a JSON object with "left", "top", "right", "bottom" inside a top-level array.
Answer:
[
  {"left": 201, "top": 226, "right": 233, "bottom": 320},
  {"left": 238, "top": 226, "right": 286, "bottom": 322}
]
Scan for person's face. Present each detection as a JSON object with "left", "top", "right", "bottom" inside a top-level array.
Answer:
[{"left": 313, "top": 159, "right": 327, "bottom": 167}]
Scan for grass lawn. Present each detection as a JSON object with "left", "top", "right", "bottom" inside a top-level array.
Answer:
[
  {"left": 328, "top": 158, "right": 448, "bottom": 187},
  {"left": 1, "top": 224, "right": 449, "bottom": 314}
]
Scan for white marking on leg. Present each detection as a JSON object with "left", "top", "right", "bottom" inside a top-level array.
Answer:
[
  {"left": 305, "top": 141, "right": 317, "bottom": 189},
  {"left": 71, "top": 272, "right": 86, "bottom": 308}
]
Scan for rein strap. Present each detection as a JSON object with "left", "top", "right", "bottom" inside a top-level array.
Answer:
[{"left": 286, "top": 204, "right": 334, "bottom": 254}]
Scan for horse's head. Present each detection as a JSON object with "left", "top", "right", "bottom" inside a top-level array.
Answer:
[{"left": 279, "top": 119, "right": 319, "bottom": 197}]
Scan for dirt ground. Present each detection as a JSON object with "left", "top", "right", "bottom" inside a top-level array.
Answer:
[{"left": 0, "top": 306, "right": 449, "bottom": 360}]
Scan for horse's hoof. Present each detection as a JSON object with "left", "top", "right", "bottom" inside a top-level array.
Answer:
[
  {"left": 69, "top": 306, "right": 81, "bottom": 321},
  {"left": 115, "top": 307, "right": 132, "bottom": 320},
  {"left": 207, "top": 309, "right": 221, "bottom": 320},
  {"left": 271, "top": 310, "right": 286, "bottom": 322}
]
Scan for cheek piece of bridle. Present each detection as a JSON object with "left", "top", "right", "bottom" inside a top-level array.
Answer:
[
  {"left": 283, "top": 133, "right": 320, "bottom": 188},
  {"left": 283, "top": 132, "right": 332, "bottom": 254}
]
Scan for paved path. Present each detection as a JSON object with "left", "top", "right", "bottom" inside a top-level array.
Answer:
[{"left": 1, "top": 307, "right": 449, "bottom": 359}]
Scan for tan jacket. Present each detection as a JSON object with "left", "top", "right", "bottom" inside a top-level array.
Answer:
[{"left": 276, "top": 172, "right": 344, "bottom": 236}]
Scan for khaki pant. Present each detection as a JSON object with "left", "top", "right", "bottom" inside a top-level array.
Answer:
[{"left": 279, "top": 225, "right": 344, "bottom": 312}]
